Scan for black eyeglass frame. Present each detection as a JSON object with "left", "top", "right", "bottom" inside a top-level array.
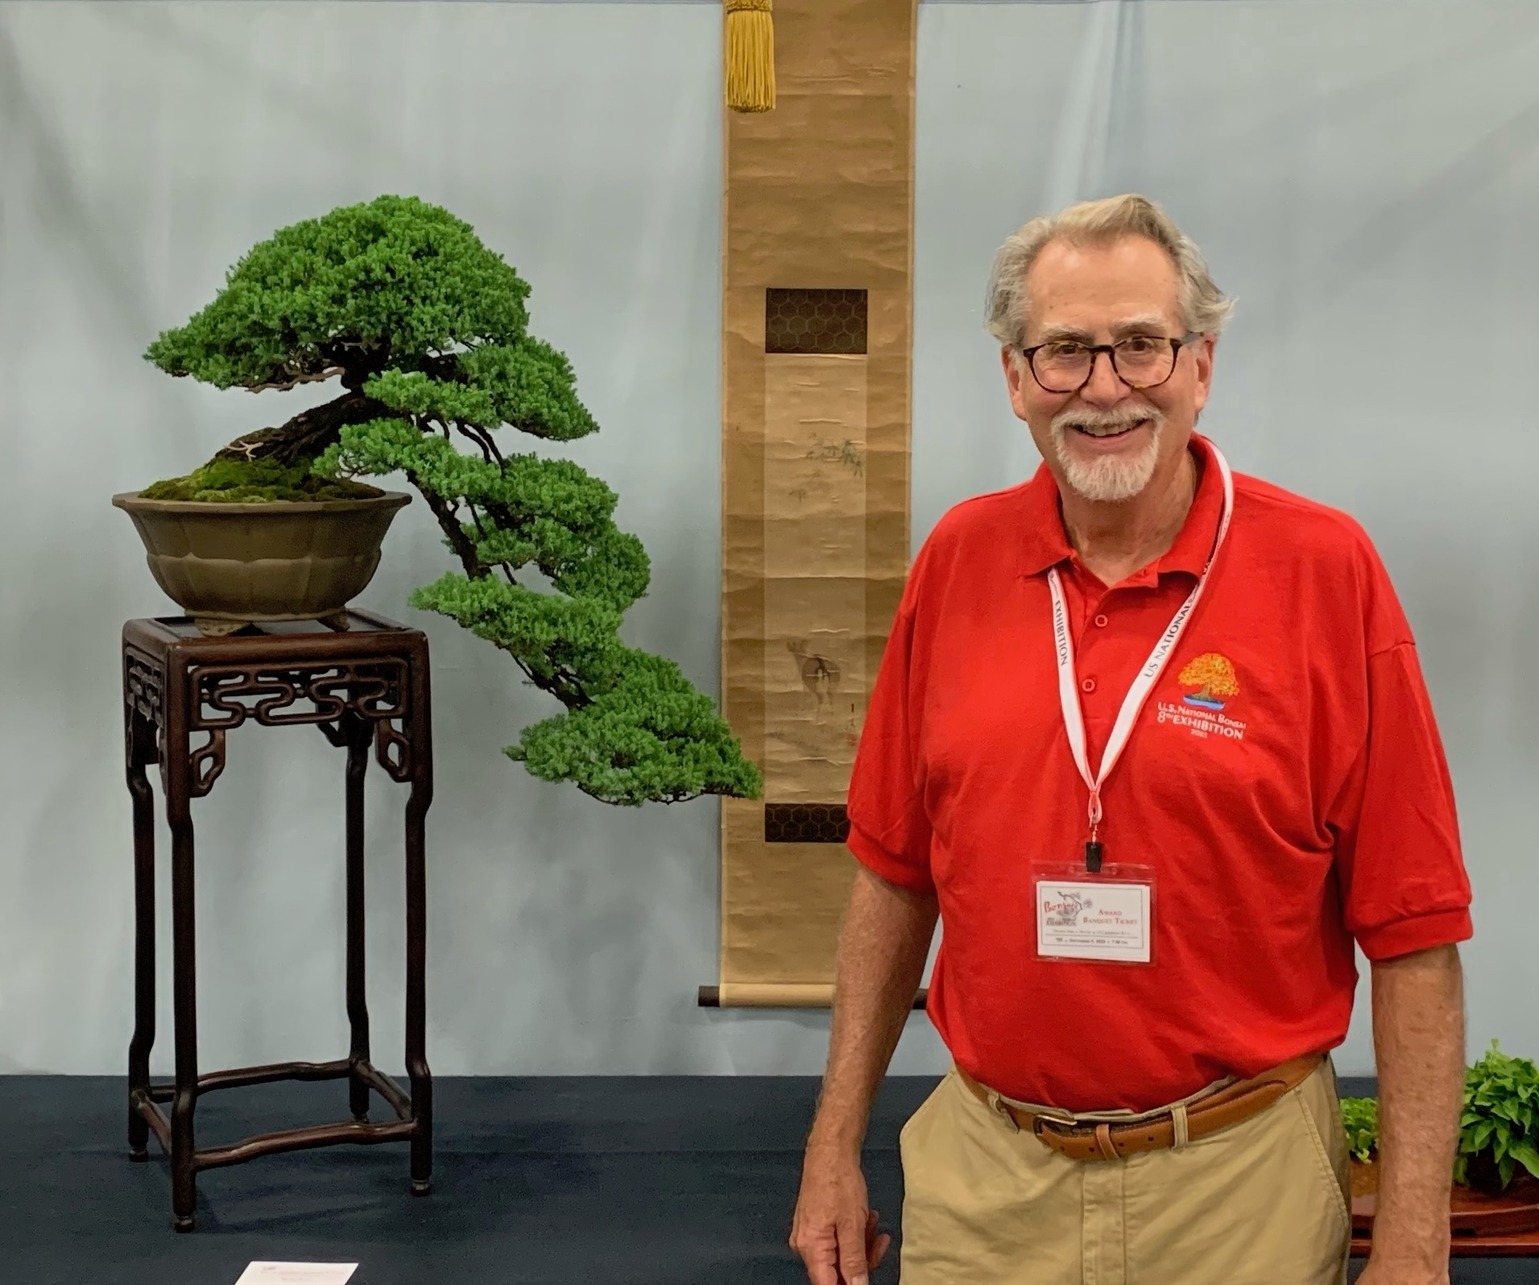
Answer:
[{"left": 1019, "top": 331, "right": 1201, "bottom": 394}]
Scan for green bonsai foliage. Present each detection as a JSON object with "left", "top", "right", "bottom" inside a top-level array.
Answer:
[{"left": 144, "top": 194, "right": 762, "bottom": 807}]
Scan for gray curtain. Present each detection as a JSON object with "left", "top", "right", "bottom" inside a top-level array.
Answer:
[{"left": 1, "top": 0, "right": 1529, "bottom": 1078}]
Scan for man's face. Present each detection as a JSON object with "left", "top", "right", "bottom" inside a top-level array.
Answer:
[{"left": 1002, "top": 234, "right": 1215, "bottom": 504}]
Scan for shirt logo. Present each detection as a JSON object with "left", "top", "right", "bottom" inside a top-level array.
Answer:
[
  {"left": 1178, "top": 653, "right": 1239, "bottom": 711},
  {"left": 1155, "top": 652, "right": 1248, "bottom": 742}
]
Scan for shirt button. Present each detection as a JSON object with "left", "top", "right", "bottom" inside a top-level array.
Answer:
[
  {"left": 1094, "top": 614, "right": 1109, "bottom": 628},
  {"left": 1081, "top": 677, "right": 1097, "bottom": 694}
]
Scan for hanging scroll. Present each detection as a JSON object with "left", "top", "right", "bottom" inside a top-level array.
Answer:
[{"left": 713, "top": 0, "right": 918, "bottom": 1007}]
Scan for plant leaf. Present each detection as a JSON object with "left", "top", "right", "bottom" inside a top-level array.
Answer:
[{"left": 1510, "top": 1139, "right": 1539, "bottom": 1180}]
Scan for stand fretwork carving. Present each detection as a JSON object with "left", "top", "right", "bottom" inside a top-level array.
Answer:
[{"left": 121, "top": 609, "right": 434, "bottom": 1232}]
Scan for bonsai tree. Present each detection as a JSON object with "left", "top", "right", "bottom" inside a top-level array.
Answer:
[{"left": 144, "top": 194, "right": 762, "bottom": 807}]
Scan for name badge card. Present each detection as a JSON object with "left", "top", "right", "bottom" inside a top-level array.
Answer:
[{"left": 1033, "top": 863, "right": 1155, "bottom": 965}]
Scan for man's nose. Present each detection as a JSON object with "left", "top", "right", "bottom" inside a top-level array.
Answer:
[{"left": 1079, "top": 349, "right": 1131, "bottom": 406}]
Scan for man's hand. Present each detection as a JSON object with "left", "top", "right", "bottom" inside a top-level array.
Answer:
[
  {"left": 790, "top": 1142, "right": 892, "bottom": 1285},
  {"left": 789, "top": 867, "right": 933, "bottom": 1283}
]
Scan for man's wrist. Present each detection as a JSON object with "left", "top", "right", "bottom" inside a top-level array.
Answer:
[
  {"left": 805, "top": 1114, "right": 867, "bottom": 1158},
  {"left": 1367, "top": 1244, "right": 1447, "bottom": 1268},
  {"left": 1372, "top": 1142, "right": 1455, "bottom": 1265},
  {"left": 1367, "top": 1205, "right": 1450, "bottom": 1270}
]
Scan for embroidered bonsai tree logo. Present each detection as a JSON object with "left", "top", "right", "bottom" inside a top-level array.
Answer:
[
  {"left": 1179, "top": 653, "right": 1239, "bottom": 712},
  {"left": 143, "top": 194, "right": 762, "bottom": 807}
]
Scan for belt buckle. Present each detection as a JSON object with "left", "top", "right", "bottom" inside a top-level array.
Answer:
[
  {"left": 1035, "top": 1114, "right": 1132, "bottom": 1163},
  {"left": 1031, "top": 1114, "right": 1077, "bottom": 1143}
]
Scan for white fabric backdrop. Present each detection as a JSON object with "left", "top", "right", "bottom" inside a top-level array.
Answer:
[{"left": 0, "top": 0, "right": 1531, "bottom": 1077}]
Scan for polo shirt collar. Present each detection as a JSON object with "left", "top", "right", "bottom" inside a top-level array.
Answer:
[{"left": 1017, "top": 432, "right": 1223, "bottom": 581}]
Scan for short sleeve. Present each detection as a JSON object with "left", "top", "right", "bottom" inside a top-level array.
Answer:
[
  {"left": 1329, "top": 642, "right": 1473, "bottom": 961},
  {"left": 845, "top": 597, "right": 935, "bottom": 896}
]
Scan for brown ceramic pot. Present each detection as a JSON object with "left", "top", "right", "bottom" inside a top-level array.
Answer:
[{"left": 112, "top": 489, "right": 411, "bottom": 634}]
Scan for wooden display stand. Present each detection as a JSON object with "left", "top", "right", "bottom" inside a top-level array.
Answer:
[{"left": 121, "top": 610, "right": 434, "bottom": 1231}]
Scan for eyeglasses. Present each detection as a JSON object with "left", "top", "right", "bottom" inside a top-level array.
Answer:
[{"left": 1020, "top": 332, "right": 1198, "bottom": 394}]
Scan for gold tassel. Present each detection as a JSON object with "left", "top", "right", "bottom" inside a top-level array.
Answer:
[{"left": 725, "top": 0, "right": 775, "bottom": 113}]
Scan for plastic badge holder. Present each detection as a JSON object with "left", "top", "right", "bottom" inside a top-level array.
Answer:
[{"left": 1033, "top": 861, "right": 1156, "bottom": 967}]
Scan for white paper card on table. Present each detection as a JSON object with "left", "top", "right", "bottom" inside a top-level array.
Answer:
[
  {"left": 233, "top": 1264, "right": 358, "bottom": 1285},
  {"left": 1035, "top": 879, "right": 1151, "bottom": 963}
]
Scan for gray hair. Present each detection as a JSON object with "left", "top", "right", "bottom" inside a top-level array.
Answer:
[{"left": 984, "top": 194, "right": 1234, "bottom": 349}]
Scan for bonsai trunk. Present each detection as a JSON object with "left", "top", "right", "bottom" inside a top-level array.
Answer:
[{"left": 211, "top": 391, "right": 393, "bottom": 468}]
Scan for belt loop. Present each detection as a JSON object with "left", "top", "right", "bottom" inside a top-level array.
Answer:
[
  {"left": 1172, "top": 1103, "right": 1190, "bottom": 1150},
  {"left": 987, "top": 1091, "right": 1020, "bottom": 1133}
]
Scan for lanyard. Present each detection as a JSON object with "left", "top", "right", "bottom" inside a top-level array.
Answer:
[{"left": 1047, "top": 444, "right": 1235, "bottom": 872}]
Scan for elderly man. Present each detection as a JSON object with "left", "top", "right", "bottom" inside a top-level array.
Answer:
[{"left": 789, "top": 194, "right": 1472, "bottom": 1285}]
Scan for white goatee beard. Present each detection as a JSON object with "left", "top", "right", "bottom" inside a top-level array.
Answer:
[{"left": 1050, "top": 405, "right": 1164, "bottom": 503}]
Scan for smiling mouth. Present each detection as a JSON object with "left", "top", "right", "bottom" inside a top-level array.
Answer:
[{"left": 1070, "top": 418, "right": 1151, "bottom": 439}]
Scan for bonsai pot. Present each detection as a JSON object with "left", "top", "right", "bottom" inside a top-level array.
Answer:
[{"left": 113, "top": 489, "right": 411, "bottom": 634}]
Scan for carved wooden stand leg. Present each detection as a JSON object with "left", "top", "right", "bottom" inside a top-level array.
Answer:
[
  {"left": 121, "top": 615, "right": 434, "bottom": 1232},
  {"left": 125, "top": 681, "right": 157, "bottom": 1163},
  {"left": 166, "top": 669, "right": 201, "bottom": 1232},
  {"left": 404, "top": 650, "right": 434, "bottom": 1195},
  {"left": 343, "top": 712, "right": 372, "bottom": 1123}
]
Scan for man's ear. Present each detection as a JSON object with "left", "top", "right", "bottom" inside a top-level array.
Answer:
[
  {"left": 1002, "top": 346, "right": 1029, "bottom": 420},
  {"left": 1192, "top": 334, "right": 1217, "bottom": 414}
]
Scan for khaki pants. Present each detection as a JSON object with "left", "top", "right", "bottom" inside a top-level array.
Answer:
[{"left": 898, "top": 1060, "right": 1351, "bottom": 1285}]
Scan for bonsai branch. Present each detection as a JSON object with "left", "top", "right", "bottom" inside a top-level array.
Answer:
[
  {"left": 413, "top": 482, "right": 581, "bottom": 703},
  {"left": 416, "top": 484, "right": 594, "bottom": 710},
  {"left": 245, "top": 366, "right": 346, "bottom": 394},
  {"left": 418, "top": 484, "right": 489, "bottom": 582},
  {"left": 457, "top": 421, "right": 505, "bottom": 470}
]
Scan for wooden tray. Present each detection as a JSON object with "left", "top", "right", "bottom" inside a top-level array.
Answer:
[{"left": 1349, "top": 1159, "right": 1539, "bottom": 1255}]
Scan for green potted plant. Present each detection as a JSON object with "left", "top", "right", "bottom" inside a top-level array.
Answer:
[
  {"left": 120, "top": 194, "right": 761, "bottom": 806},
  {"left": 1342, "top": 1095, "right": 1379, "bottom": 1168},
  {"left": 1343, "top": 1041, "right": 1539, "bottom": 1238},
  {"left": 1456, "top": 1042, "right": 1539, "bottom": 1195}
]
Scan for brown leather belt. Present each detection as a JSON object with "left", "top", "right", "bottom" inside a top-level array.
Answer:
[{"left": 955, "top": 1053, "right": 1325, "bottom": 1162}]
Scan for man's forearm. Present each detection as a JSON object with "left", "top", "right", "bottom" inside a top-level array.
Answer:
[
  {"left": 807, "top": 866, "right": 939, "bottom": 1156},
  {"left": 1369, "top": 943, "right": 1465, "bottom": 1269}
]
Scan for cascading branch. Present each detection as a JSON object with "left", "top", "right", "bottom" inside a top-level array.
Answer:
[{"left": 144, "top": 194, "right": 762, "bottom": 807}]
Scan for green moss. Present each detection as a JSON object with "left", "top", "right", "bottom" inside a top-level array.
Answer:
[{"left": 140, "top": 456, "right": 381, "bottom": 503}]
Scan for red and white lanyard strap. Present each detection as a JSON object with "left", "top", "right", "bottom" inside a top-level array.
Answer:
[{"left": 1047, "top": 445, "right": 1235, "bottom": 871}]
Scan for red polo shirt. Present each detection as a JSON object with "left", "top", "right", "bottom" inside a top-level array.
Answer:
[{"left": 846, "top": 433, "right": 1473, "bottom": 1112}]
